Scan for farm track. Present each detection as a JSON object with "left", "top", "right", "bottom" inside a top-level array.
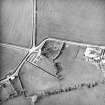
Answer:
[
  {"left": 1, "top": 37, "right": 105, "bottom": 83},
  {"left": 1, "top": 1, "right": 105, "bottom": 105}
]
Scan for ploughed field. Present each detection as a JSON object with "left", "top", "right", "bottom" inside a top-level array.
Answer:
[{"left": 1, "top": 0, "right": 105, "bottom": 105}]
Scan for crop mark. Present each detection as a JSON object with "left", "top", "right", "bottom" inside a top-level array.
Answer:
[{"left": 1, "top": 37, "right": 105, "bottom": 104}]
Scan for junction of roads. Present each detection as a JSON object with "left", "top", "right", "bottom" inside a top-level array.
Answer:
[{"left": 1, "top": 0, "right": 105, "bottom": 105}]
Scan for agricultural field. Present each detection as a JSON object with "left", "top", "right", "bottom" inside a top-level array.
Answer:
[{"left": 1, "top": 0, "right": 105, "bottom": 105}]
